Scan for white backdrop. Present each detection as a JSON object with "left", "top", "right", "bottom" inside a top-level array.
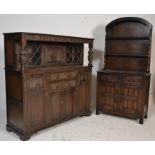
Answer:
[{"left": 0, "top": 14, "right": 155, "bottom": 114}]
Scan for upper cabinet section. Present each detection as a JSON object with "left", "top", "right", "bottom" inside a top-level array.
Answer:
[
  {"left": 104, "top": 17, "right": 153, "bottom": 73},
  {"left": 106, "top": 17, "right": 152, "bottom": 39},
  {"left": 4, "top": 33, "right": 94, "bottom": 70},
  {"left": 16, "top": 42, "right": 83, "bottom": 66}
]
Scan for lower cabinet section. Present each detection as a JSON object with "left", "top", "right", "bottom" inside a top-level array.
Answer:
[
  {"left": 120, "top": 84, "right": 140, "bottom": 116},
  {"left": 6, "top": 67, "right": 91, "bottom": 140},
  {"left": 96, "top": 71, "right": 150, "bottom": 124},
  {"left": 46, "top": 90, "right": 75, "bottom": 124},
  {"left": 46, "top": 92, "right": 62, "bottom": 123},
  {"left": 29, "top": 90, "right": 45, "bottom": 131}
]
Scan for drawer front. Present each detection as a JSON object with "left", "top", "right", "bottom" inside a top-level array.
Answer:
[
  {"left": 122, "top": 76, "right": 143, "bottom": 86},
  {"left": 49, "top": 80, "right": 76, "bottom": 91},
  {"left": 100, "top": 74, "right": 119, "bottom": 83},
  {"left": 48, "top": 71, "right": 77, "bottom": 82}
]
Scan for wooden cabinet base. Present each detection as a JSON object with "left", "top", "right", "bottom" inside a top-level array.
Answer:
[
  {"left": 6, "top": 124, "right": 31, "bottom": 141},
  {"left": 6, "top": 112, "right": 91, "bottom": 140},
  {"left": 96, "top": 110, "right": 148, "bottom": 125},
  {"left": 96, "top": 71, "right": 150, "bottom": 124}
]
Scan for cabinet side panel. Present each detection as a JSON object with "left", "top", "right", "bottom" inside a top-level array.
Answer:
[
  {"left": 6, "top": 71, "right": 23, "bottom": 130},
  {"left": 144, "top": 76, "right": 151, "bottom": 115},
  {"left": 5, "top": 39, "right": 16, "bottom": 67}
]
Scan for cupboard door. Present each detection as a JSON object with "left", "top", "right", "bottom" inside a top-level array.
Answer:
[
  {"left": 28, "top": 76, "right": 44, "bottom": 131},
  {"left": 29, "top": 91, "right": 44, "bottom": 130},
  {"left": 120, "top": 85, "right": 140, "bottom": 116},
  {"left": 78, "top": 82, "right": 88, "bottom": 114},
  {"left": 78, "top": 70, "right": 91, "bottom": 114},
  {"left": 62, "top": 90, "right": 74, "bottom": 117},
  {"left": 98, "top": 74, "right": 119, "bottom": 112},
  {"left": 47, "top": 92, "right": 62, "bottom": 123},
  {"left": 120, "top": 76, "right": 143, "bottom": 117},
  {"left": 46, "top": 90, "right": 75, "bottom": 123}
]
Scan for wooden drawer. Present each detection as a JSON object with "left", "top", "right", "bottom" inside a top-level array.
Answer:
[
  {"left": 49, "top": 80, "right": 76, "bottom": 91},
  {"left": 122, "top": 76, "right": 143, "bottom": 86},
  {"left": 100, "top": 74, "right": 119, "bottom": 83},
  {"left": 48, "top": 71, "right": 77, "bottom": 82}
]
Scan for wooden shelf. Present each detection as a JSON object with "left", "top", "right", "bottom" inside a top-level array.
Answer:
[
  {"left": 105, "top": 53, "right": 148, "bottom": 58},
  {"left": 107, "top": 37, "right": 149, "bottom": 40},
  {"left": 97, "top": 69, "right": 151, "bottom": 75}
]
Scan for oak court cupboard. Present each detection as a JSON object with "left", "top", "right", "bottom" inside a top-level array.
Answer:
[
  {"left": 4, "top": 32, "right": 94, "bottom": 140},
  {"left": 4, "top": 17, "right": 153, "bottom": 141}
]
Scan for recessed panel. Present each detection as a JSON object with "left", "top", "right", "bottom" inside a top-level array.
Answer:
[{"left": 107, "top": 22, "right": 151, "bottom": 38}]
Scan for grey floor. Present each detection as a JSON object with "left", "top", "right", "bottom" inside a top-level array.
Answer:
[{"left": 0, "top": 95, "right": 155, "bottom": 141}]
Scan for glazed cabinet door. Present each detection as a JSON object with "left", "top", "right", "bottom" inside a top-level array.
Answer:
[
  {"left": 97, "top": 74, "right": 119, "bottom": 112},
  {"left": 27, "top": 73, "right": 45, "bottom": 131},
  {"left": 119, "top": 76, "right": 144, "bottom": 117}
]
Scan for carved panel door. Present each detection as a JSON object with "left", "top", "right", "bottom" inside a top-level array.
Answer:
[
  {"left": 28, "top": 74, "right": 45, "bottom": 131},
  {"left": 46, "top": 90, "right": 75, "bottom": 124},
  {"left": 61, "top": 90, "right": 75, "bottom": 118},
  {"left": 78, "top": 70, "right": 90, "bottom": 115},
  {"left": 119, "top": 76, "right": 143, "bottom": 117},
  {"left": 46, "top": 92, "right": 62, "bottom": 123},
  {"left": 98, "top": 74, "right": 119, "bottom": 112}
]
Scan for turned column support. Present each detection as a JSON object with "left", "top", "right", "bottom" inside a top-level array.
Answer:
[
  {"left": 20, "top": 35, "right": 28, "bottom": 70},
  {"left": 15, "top": 35, "right": 28, "bottom": 71},
  {"left": 88, "top": 42, "right": 93, "bottom": 67}
]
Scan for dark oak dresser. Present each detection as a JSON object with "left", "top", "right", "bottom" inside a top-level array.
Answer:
[
  {"left": 4, "top": 32, "right": 94, "bottom": 140},
  {"left": 96, "top": 17, "right": 152, "bottom": 124}
]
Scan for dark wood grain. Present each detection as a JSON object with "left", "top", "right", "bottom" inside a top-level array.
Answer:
[
  {"left": 96, "top": 17, "right": 152, "bottom": 124},
  {"left": 4, "top": 32, "right": 93, "bottom": 140}
]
